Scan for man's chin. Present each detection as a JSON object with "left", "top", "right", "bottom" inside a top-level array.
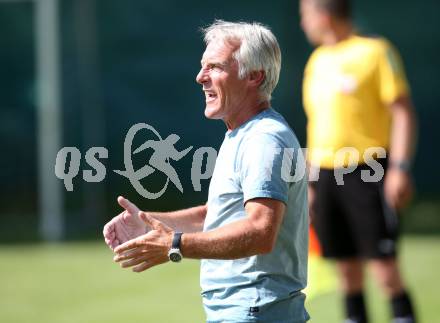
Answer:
[{"left": 204, "top": 106, "right": 221, "bottom": 119}]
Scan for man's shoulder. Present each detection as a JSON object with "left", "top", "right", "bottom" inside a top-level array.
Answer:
[
  {"left": 342, "top": 35, "right": 403, "bottom": 63},
  {"left": 310, "top": 35, "right": 393, "bottom": 60},
  {"left": 249, "top": 108, "right": 292, "bottom": 131},
  {"left": 242, "top": 109, "right": 298, "bottom": 148}
]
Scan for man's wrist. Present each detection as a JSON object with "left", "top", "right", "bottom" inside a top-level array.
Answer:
[
  {"left": 168, "top": 232, "right": 183, "bottom": 263},
  {"left": 389, "top": 160, "right": 411, "bottom": 173}
]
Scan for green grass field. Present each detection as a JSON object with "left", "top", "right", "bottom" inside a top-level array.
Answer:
[{"left": 0, "top": 236, "right": 438, "bottom": 323}]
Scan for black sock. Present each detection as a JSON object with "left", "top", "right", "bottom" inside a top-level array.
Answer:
[
  {"left": 391, "top": 291, "right": 416, "bottom": 322},
  {"left": 345, "top": 292, "right": 368, "bottom": 323}
]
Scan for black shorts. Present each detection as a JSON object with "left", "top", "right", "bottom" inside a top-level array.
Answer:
[{"left": 310, "top": 161, "right": 399, "bottom": 259}]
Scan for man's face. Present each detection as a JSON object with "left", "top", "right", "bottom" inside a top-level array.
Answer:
[
  {"left": 300, "top": 0, "right": 327, "bottom": 45},
  {"left": 196, "top": 40, "right": 250, "bottom": 122}
]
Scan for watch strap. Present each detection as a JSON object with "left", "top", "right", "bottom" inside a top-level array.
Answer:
[
  {"left": 172, "top": 232, "right": 183, "bottom": 249},
  {"left": 389, "top": 160, "right": 411, "bottom": 173}
]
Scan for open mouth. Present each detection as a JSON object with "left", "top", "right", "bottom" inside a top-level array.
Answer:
[{"left": 204, "top": 91, "right": 217, "bottom": 103}]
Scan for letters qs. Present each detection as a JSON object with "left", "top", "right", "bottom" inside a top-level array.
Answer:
[{"left": 54, "top": 123, "right": 218, "bottom": 198}]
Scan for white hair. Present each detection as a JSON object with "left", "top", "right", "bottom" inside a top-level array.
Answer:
[{"left": 202, "top": 20, "right": 282, "bottom": 102}]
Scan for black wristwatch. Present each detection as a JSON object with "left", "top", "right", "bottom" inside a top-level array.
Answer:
[
  {"left": 389, "top": 160, "right": 411, "bottom": 173},
  {"left": 168, "top": 232, "right": 183, "bottom": 263}
]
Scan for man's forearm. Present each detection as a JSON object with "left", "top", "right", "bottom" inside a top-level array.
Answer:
[
  {"left": 148, "top": 205, "right": 207, "bottom": 233},
  {"left": 389, "top": 96, "right": 417, "bottom": 166},
  {"left": 180, "top": 199, "right": 284, "bottom": 259},
  {"left": 180, "top": 219, "right": 270, "bottom": 259}
]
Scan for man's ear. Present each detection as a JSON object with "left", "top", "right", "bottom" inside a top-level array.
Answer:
[{"left": 248, "top": 70, "right": 265, "bottom": 88}]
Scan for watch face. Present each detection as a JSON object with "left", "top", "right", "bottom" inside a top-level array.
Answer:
[{"left": 169, "top": 252, "right": 182, "bottom": 263}]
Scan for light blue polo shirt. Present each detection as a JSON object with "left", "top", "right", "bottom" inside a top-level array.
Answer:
[{"left": 201, "top": 108, "right": 309, "bottom": 322}]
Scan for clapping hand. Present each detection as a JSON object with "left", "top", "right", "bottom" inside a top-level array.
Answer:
[{"left": 103, "top": 196, "right": 148, "bottom": 250}]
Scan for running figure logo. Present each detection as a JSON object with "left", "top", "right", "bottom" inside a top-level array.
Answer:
[{"left": 114, "top": 123, "right": 193, "bottom": 199}]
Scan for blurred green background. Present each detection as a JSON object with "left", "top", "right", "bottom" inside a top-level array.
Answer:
[
  {"left": 0, "top": 0, "right": 439, "bottom": 322},
  {"left": 1, "top": 0, "right": 439, "bottom": 241}
]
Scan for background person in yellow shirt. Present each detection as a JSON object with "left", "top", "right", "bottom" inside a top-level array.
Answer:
[{"left": 300, "top": 0, "right": 417, "bottom": 322}]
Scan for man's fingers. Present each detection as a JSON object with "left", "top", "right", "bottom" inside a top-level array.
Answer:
[
  {"left": 132, "top": 256, "right": 168, "bottom": 272},
  {"left": 114, "top": 237, "right": 141, "bottom": 254},
  {"left": 114, "top": 246, "right": 144, "bottom": 262},
  {"left": 117, "top": 196, "right": 140, "bottom": 215},
  {"left": 104, "top": 230, "right": 115, "bottom": 242},
  {"left": 105, "top": 231, "right": 115, "bottom": 241},
  {"left": 133, "top": 259, "right": 157, "bottom": 273},
  {"left": 120, "top": 255, "right": 149, "bottom": 268},
  {"left": 103, "top": 222, "right": 115, "bottom": 248},
  {"left": 103, "top": 211, "right": 124, "bottom": 237},
  {"left": 103, "top": 222, "right": 113, "bottom": 237},
  {"left": 111, "top": 239, "right": 120, "bottom": 250}
]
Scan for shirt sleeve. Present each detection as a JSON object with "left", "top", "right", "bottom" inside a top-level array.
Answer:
[
  {"left": 377, "top": 39, "right": 411, "bottom": 104},
  {"left": 238, "top": 133, "right": 292, "bottom": 205}
]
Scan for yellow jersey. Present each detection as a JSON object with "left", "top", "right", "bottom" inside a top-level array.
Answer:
[{"left": 303, "top": 35, "right": 410, "bottom": 169}]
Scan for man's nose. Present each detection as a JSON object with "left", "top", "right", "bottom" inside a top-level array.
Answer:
[{"left": 196, "top": 68, "right": 207, "bottom": 84}]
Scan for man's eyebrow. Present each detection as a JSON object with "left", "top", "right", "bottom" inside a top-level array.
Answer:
[{"left": 200, "top": 59, "right": 228, "bottom": 67}]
